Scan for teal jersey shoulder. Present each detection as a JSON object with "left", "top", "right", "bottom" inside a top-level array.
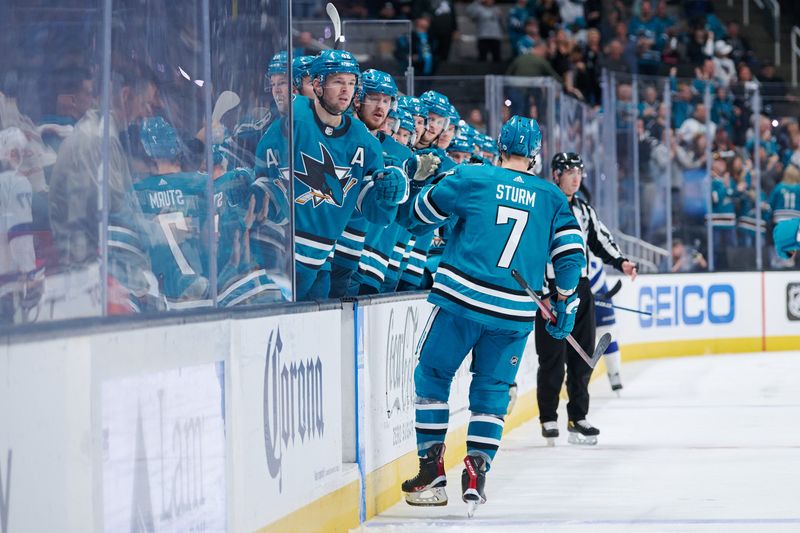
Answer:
[{"left": 409, "top": 164, "right": 585, "bottom": 331}]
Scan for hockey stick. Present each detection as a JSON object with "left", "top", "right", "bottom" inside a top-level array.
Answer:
[
  {"left": 212, "top": 90, "right": 240, "bottom": 124},
  {"left": 511, "top": 270, "right": 610, "bottom": 368},
  {"left": 326, "top": 3, "right": 345, "bottom": 49},
  {"left": 594, "top": 300, "right": 653, "bottom": 316}
]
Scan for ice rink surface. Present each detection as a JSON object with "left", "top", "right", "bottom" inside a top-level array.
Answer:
[{"left": 357, "top": 351, "right": 800, "bottom": 532}]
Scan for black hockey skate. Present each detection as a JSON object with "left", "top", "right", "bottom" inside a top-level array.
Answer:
[
  {"left": 541, "top": 421, "right": 559, "bottom": 447},
  {"left": 608, "top": 372, "right": 623, "bottom": 396},
  {"left": 461, "top": 455, "right": 487, "bottom": 518},
  {"left": 402, "top": 443, "right": 448, "bottom": 506},
  {"left": 568, "top": 419, "right": 599, "bottom": 445}
]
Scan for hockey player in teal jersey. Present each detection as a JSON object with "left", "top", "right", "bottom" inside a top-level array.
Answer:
[
  {"left": 400, "top": 116, "right": 585, "bottom": 513},
  {"left": 330, "top": 69, "right": 408, "bottom": 297},
  {"left": 398, "top": 96, "right": 429, "bottom": 144},
  {"left": 345, "top": 74, "right": 416, "bottom": 296},
  {"left": 253, "top": 50, "right": 406, "bottom": 301},
  {"left": 447, "top": 125, "right": 476, "bottom": 164},
  {"left": 397, "top": 91, "right": 458, "bottom": 291},
  {"left": 425, "top": 104, "right": 465, "bottom": 279},
  {"left": 292, "top": 55, "right": 316, "bottom": 99},
  {"left": 135, "top": 118, "right": 281, "bottom": 309},
  {"left": 225, "top": 51, "right": 289, "bottom": 170},
  {"left": 773, "top": 217, "right": 800, "bottom": 260}
]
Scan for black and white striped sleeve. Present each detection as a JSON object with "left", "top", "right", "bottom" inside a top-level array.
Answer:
[{"left": 584, "top": 201, "right": 626, "bottom": 271}]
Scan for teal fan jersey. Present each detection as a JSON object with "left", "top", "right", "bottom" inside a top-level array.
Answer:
[
  {"left": 407, "top": 164, "right": 586, "bottom": 331},
  {"left": 770, "top": 183, "right": 800, "bottom": 223}
]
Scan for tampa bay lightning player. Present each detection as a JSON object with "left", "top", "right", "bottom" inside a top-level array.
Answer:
[{"left": 399, "top": 116, "right": 585, "bottom": 515}]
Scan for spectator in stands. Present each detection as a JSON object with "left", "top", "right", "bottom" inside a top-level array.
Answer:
[
  {"left": 466, "top": 0, "right": 503, "bottom": 63},
  {"left": 674, "top": 132, "right": 707, "bottom": 170},
  {"left": 758, "top": 63, "right": 788, "bottom": 101},
  {"left": 508, "top": 0, "right": 530, "bottom": 57},
  {"left": 660, "top": 38, "right": 680, "bottom": 75},
  {"left": 635, "top": 29, "right": 661, "bottom": 76},
  {"left": 693, "top": 58, "right": 717, "bottom": 96},
  {"left": 549, "top": 29, "right": 573, "bottom": 79},
  {"left": 731, "top": 155, "right": 770, "bottom": 250},
  {"left": 600, "top": 39, "right": 630, "bottom": 74},
  {"left": 535, "top": 0, "right": 562, "bottom": 40},
  {"left": 584, "top": 0, "right": 602, "bottom": 29},
  {"left": 415, "top": 0, "right": 459, "bottom": 62},
  {"left": 661, "top": 238, "right": 707, "bottom": 272},
  {"left": 576, "top": 29, "right": 602, "bottom": 106},
  {"left": 467, "top": 108, "right": 486, "bottom": 132},
  {"left": 686, "top": 27, "right": 713, "bottom": 66},
  {"left": 711, "top": 85, "right": 734, "bottom": 137},
  {"left": 710, "top": 155, "right": 737, "bottom": 269},
  {"left": 671, "top": 81, "right": 693, "bottom": 129},
  {"left": 639, "top": 85, "right": 659, "bottom": 121},
  {"left": 39, "top": 67, "right": 94, "bottom": 153},
  {"left": 396, "top": 14, "right": 437, "bottom": 75},
  {"left": 726, "top": 21, "right": 752, "bottom": 66},
  {"left": 654, "top": 1, "right": 676, "bottom": 44},
  {"left": 712, "top": 41, "right": 736, "bottom": 87},
  {"left": 628, "top": 1, "right": 659, "bottom": 44},
  {"left": 506, "top": 39, "right": 562, "bottom": 80},
  {"left": 677, "top": 104, "right": 715, "bottom": 145},
  {"left": 713, "top": 127, "right": 736, "bottom": 155}
]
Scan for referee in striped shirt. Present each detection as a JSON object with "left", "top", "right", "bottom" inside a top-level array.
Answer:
[{"left": 536, "top": 152, "right": 637, "bottom": 445}]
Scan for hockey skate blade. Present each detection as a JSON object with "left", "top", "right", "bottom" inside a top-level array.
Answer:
[
  {"left": 546, "top": 437, "right": 556, "bottom": 447},
  {"left": 591, "top": 333, "right": 612, "bottom": 362},
  {"left": 463, "top": 490, "right": 485, "bottom": 518},
  {"left": 404, "top": 486, "right": 448, "bottom": 506},
  {"left": 568, "top": 433, "right": 598, "bottom": 445}
]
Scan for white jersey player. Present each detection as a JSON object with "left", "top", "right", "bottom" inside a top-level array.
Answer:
[
  {"left": 0, "top": 127, "right": 38, "bottom": 324},
  {"left": 588, "top": 254, "right": 623, "bottom": 393}
]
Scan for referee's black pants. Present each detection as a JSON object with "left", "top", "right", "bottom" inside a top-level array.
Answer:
[{"left": 535, "top": 277, "right": 596, "bottom": 423}]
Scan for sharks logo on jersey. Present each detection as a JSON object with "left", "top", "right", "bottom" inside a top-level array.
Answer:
[{"left": 294, "top": 142, "right": 358, "bottom": 207}]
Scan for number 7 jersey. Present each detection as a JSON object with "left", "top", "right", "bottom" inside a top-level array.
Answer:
[{"left": 407, "top": 164, "right": 586, "bottom": 332}]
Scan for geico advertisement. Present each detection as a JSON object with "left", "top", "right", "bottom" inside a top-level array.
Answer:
[
  {"left": 612, "top": 273, "right": 761, "bottom": 344},
  {"left": 234, "top": 310, "right": 342, "bottom": 529},
  {"left": 101, "top": 363, "right": 227, "bottom": 533},
  {"left": 363, "top": 299, "right": 495, "bottom": 473}
]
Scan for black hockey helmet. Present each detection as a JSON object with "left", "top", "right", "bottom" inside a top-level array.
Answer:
[{"left": 551, "top": 152, "right": 584, "bottom": 175}]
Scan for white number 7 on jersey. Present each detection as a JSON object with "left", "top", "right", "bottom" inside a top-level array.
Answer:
[{"left": 496, "top": 205, "right": 528, "bottom": 268}]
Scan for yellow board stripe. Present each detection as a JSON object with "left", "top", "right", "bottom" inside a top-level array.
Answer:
[{"left": 257, "top": 478, "right": 360, "bottom": 533}]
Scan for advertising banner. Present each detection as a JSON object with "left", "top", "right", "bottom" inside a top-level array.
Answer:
[
  {"left": 610, "top": 272, "right": 761, "bottom": 347},
  {"left": 101, "top": 363, "right": 227, "bottom": 532},
  {"left": 763, "top": 271, "right": 800, "bottom": 338},
  {"left": 232, "top": 310, "right": 343, "bottom": 530}
]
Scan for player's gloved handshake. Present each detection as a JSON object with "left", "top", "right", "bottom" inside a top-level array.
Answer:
[
  {"left": 545, "top": 293, "right": 580, "bottom": 340},
  {"left": 373, "top": 166, "right": 409, "bottom": 205},
  {"left": 411, "top": 152, "right": 441, "bottom": 183}
]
